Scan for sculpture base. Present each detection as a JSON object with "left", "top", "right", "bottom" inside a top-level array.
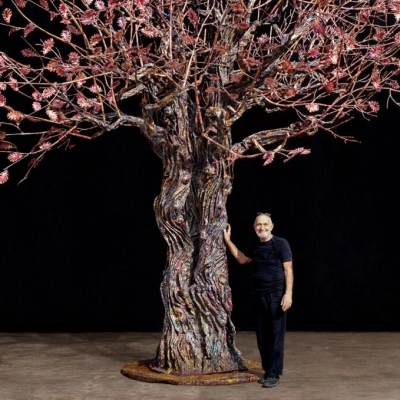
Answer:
[{"left": 121, "top": 359, "right": 263, "bottom": 385}]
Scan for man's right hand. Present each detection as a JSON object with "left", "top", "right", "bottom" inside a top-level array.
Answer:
[{"left": 223, "top": 223, "right": 231, "bottom": 242}]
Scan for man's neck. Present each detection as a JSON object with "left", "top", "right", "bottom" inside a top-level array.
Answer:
[{"left": 260, "top": 234, "right": 273, "bottom": 243}]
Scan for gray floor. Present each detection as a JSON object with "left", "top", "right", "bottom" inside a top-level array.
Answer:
[{"left": 1, "top": 331, "right": 399, "bottom": 400}]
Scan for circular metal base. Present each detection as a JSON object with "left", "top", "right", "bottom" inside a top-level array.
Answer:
[{"left": 121, "top": 359, "right": 263, "bottom": 385}]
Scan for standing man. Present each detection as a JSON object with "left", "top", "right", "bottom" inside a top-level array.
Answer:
[{"left": 223, "top": 212, "right": 293, "bottom": 388}]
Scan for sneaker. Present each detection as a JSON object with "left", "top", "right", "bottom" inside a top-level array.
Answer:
[
  {"left": 257, "top": 374, "right": 268, "bottom": 384},
  {"left": 261, "top": 375, "right": 280, "bottom": 388}
]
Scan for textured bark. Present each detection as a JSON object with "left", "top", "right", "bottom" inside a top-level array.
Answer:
[{"left": 143, "top": 97, "right": 244, "bottom": 375}]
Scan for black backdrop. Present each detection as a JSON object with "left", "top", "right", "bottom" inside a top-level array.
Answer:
[{"left": 1, "top": 104, "right": 399, "bottom": 333}]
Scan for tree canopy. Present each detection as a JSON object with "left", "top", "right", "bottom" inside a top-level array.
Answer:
[{"left": 0, "top": 0, "right": 399, "bottom": 183}]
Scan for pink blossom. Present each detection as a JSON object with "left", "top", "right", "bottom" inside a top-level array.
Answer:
[
  {"left": 141, "top": 27, "right": 160, "bottom": 38},
  {"left": 0, "top": 94, "right": 6, "bottom": 106},
  {"left": 368, "top": 101, "right": 380, "bottom": 112},
  {"left": 243, "top": 57, "right": 260, "bottom": 67},
  {"left": 39, "top": 141, "right": 52, "bottom": 150},
  {"left": 81, "top": 10, "right": 97, "bottom": 25},
  {"left": 285, "top": 88, "right": 297, "bottom": 98},
  {"left": 372, "top": 75, "right": 381, "bottom": 91},
  {"left": 2, "top": 8, "right": 12, "bottom": 24},
  {"left": 23, "top": 23, "right": 35, "bottom": 38},
  {"left": 374, "top": 0, "right": 386, "bottom": 11},
  {"left": 68, "top": 52, "right": 80, "bottom": 66},
  {"left": 52, "top": 99, "right": 66, "bottom": 109},
  {"left": 92, "top": 103, "right": 101, "bottom": 114},
  {"left": 77, "top": 95, "right": 93, "bottom": 109},
  {"left": 8, "top": 77, "right": 18, "bottom": 90},
  {"left": 389, "top": 1, "right": 400, "bottom": 20},
  {"left": 117, "top": 17, "right": 127, "bottom": 29},
  {"left": 306, "top": 103, "right": 319, "bottom": 112},
  {"left": 345, "top": 38, "right": 357, "bottom": 51},
  {"left": 262, "top": 152, "right": 275, "bottom": 166},
  {"left": 7, "top": 110, "right": 24, "bottom": 124},
  {"left": 89, "top": 85, "right": 101, "bottom": 93},
  {"left": 359, "top": 10, "right": 371, "bottom": 23},
  {"left": 42, "top": 38, "right": 55, "bottom": 55},
  {"left": 331, "top": 27, "right": 343, "bottom": 37},
  {"left": 312, "top": 19, "right": 326, "bottom": 36},
  {"left": 8, "top": 152, "right": 22, "bottom": 162},
  {"left": 21, "top": 49, "right": 37, "bottom": 58},
  {"left": 106, "top": 90, "right": 114, "bottom": 104},
  {"left": 284, "top": 148, "right": 311, "bottom": 163},
  {"left": 329, "top": 54, "right": 338, "bottom": 65},
  {"left": 59, "top": 4, "right": 68, "bottom": 18},
  {"left": 95, "top": 1, "right": 105, "bottom": 10},
  {"left": 258, "top": 34, "right": 270, "bottom": 46},
  {"left": 42, "top": 87, "right": 56, "bottom": 98},
  {"left": 32, "top": 101, "right": 41, "bottom": 111},
  {"left": 374, "top": 28, "right": 387, "bottom": 42},
  {"left": 61, "top": 30, "right": 71, "bottom": 42},
  {"left": 75, "top": 72, "right": 87, "bottom": 87},
  {"left": 308, "top": 48, "right": 320, "bottom": 58},
  {"left": 332, "top": 68, "right": 345, "bottom": 78},
  {"left": 288, "top": 148, "right": 303, "bottom": 156},
  {"left": 0, "top": 170, "right": 9, "bottom": 184},
  {"left": 46, "top": 109, "right": 58, "bottom": 121},
  {"left": 289, "top": 147, "right": 311, "bottom": 156},
  {"left": 369, "top": 46, "right": 381, "bottom": 58},
  {"left": 187, "top": 9, "right": 199, "bottom": 26},
  {"left": 32, "top": 91, "right": 42, "bottom": 101}
]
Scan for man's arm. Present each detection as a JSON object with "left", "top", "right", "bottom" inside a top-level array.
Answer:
[
  {"left": 281, "top": 261, "right": 293, "bottom": 311},
  {"left": 223, "top": 224, "right": 252, "bottom": 265}
]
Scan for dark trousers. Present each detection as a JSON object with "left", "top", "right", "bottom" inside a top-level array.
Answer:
[{"left": 253, "top": 289, "right": 286, "bottom": 376}]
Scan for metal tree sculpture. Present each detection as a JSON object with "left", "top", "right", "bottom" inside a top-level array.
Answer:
[{"left": 0, "top": 0, "right": 399, "bottom": 375}]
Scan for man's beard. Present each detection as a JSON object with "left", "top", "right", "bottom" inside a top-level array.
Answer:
[{"left": 257, "top": 231, "right": 271, "bottom": 239}]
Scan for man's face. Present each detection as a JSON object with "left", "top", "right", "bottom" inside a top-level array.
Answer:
[{"left": 254, "top": 215, "right": 274, "bottom": 241}]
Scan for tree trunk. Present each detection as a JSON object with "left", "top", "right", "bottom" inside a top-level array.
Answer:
[{"left": 145, "top": 100, "right": 244, "bottom": 375}]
